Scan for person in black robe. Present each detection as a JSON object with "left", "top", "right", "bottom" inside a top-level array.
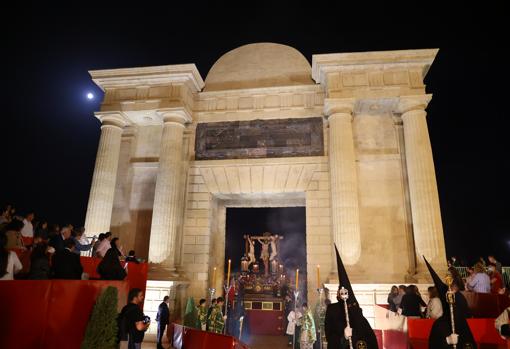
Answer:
[
  {"left": 423, "top": 257, "right": 477, "bottom": 349},
  {"left": 325, "top": 245, "right": 379, "bottom": 349}
]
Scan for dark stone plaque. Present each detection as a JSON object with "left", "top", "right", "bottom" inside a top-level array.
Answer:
[{"left": 195, "top": 117, "right": 324, "bottom": 160}]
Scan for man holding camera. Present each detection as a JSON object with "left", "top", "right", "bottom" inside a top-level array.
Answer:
[{"left": 119, "top": 288, "right": 150, "bottom": 349}]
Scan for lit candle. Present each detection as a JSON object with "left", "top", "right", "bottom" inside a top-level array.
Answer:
[
  {"left": 227, "top": 259, "right": 231, "bottom": 286},
  {"left": 212, "top": 267, "right": 217, "bottom": 287},
  {"left": 295, "top": 269, "right": 299, "bottom": 290},
  {"left": 317, "top": 264, "right": 320, "bottom": 288}
]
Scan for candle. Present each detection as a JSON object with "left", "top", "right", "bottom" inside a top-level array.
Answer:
[
  {"left": 227, "top": 259, "right": 231, "bottom": 286},
  {"left": 295, "top": 269, "right": 299, "bottom": 290},
  {"left": 212, "top": 267, "right": 217, "bottom": 287},
  {"left": 317, "top": 265, "right": 320, "bottom": 288}
]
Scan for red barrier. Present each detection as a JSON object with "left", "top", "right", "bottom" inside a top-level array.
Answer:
[
  {"left": 172, "top": 324, "right": 249, "bottom": 349},
  {"left": 462, "top": 291, "right": 510, "bottom": 318},
  {"left": 0, "top": 280, "right": 129, "bottom": 349},
  {"left": 407, "top": 318, "right": 507, "bottom": 349},
  {"left": 80, "top": 256, "right": 148, "bottom": 294}
]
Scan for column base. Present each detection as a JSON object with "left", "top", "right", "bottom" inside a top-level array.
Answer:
[{"left": 148, "top": 263, "right": 185, "bottom": 281}]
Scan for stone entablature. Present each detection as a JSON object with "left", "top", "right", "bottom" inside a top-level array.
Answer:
[{"left": 312, "top": 49, "right": 437, "bottom": 99}]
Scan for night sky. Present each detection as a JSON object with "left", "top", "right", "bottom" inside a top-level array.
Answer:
[{"left": 3, "top": 2, "right": 509, "bottom": 264}]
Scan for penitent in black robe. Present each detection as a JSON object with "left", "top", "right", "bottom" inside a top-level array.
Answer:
[
  {"left": 324, "top": 245, "right": 379, "bottom": 349},
  {"left": 424, "top": 257, "right": 477, "bottom": 349}
]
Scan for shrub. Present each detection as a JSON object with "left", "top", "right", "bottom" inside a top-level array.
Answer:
[{"left": 81, "top": 286, "right": 119, "bottom": 349}]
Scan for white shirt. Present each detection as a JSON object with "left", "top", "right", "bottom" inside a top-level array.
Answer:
[
  {"left": 426, "top": 297, "right": 443, "bottom": 319},
  {"left": 467, "top": 272, "right": 491, "bottom": 293},
  {"left": 286, "top": 310, "right": 302, "bottom": 335},
  {"left": 0, "top": 251, "right": 23, "bottom": 280},
  {"left": 20, "top": 219, "right": 34, "bottom": 238},
  {"left": 96, "top": 239, "right": 111, "bottom": 257}
]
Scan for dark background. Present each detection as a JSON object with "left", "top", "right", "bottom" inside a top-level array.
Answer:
[
  {"left": 225, "top": 207, "right": 307, "bottom": 276},
  {"left": 2, "top": 2, "right": 509, "bottom": 264}
]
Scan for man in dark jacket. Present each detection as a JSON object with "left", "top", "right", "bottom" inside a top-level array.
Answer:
[
  {"left": 325, "top": 245, "right": 379, "bottom": 348},
  {"left": 48, "top": 226, "right": 71, "bottom": 252},
  {"left": 156, "top": 296, "right": 170, "bottom": 349},
  {"left": 51, "top": 238, "right": 83, "bottom": 279},
  {"left": 119, "top": 288, "right": 150, "bottom": 349}
]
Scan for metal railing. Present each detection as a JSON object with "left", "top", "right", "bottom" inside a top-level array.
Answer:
[{"left": 454, "top": 266, "right": 510, "bottom": 288}]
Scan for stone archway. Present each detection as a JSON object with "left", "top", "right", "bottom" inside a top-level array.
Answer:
[{"left": 180, "top": 156, "right": 334, "bottom": 306}]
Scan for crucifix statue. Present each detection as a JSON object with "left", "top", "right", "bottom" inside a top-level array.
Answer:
[{"left": 244, "top": 232, "right": 284, "bottom": 276}]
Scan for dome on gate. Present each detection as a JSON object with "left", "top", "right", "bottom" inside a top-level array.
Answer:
[{"left": 204, "top": 43, "right": 314, "bottom": 91}]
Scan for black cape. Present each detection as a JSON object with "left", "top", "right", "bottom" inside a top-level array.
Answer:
[
  {"left": 324, "top": 245, "right": 379, "bottom": 349},
  {"left": 424, "top": 257, "right": 477, "bottom": 349}
]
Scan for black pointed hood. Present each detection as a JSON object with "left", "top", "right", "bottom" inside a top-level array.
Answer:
[
  {"left": 326, "top": 244, "right": 379, "bottom": 348},
  {"left": 423, "top": 256, "right": 448, "bottom": 300},
  {"left": 335, "top": 244, "right": 358, "bottom": 306},
  {"left": 423, "top": 256, "right": 478, "bottom": 349}
]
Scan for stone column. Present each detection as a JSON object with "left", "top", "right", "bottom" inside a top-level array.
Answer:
[
  {"left": 324, "top": 99, "right": 361, "bottom": 265},
  {"left": 397, "top": 95, "right": 446, "bottom": 274},
  {"left": 148, "top": 109, "right": 191, "bottom": 271},
  {"left": 84, "top": 113, "right": 126, "bottom": 236}
]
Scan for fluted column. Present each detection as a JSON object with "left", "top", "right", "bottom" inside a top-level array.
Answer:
[
  {"left": 397, "top": 95, "right": 446, "bottom": 273},
  {"left": 84, "top": 113, "right": 126, "bottom": 236},
  {"left": 148, "top": 109, "right": 191, "bottom": 269},
  {"left": 324, "top": 98, "right": 361, "bottom": 265}
]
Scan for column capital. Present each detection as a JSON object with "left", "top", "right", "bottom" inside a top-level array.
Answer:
[
  {"left": 323, "top": 98, "right": 356, "bottom": 117},
  {"left": 395, "top": 94, "right": 432, "bottom": 114},
  {"left": 156, "top": 108, "right": 192, "bottom": 125},
  {"left": 95, "top": 111, "right": 128, "bottom": 129}
]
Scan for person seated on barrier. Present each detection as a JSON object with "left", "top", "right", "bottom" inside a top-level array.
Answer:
[
  {"left": 125, "top": 250, "right": 140, "bottom": 264},
  {"left": 97, "top": 248, "right": 127, "bottom": 280},
  {"left": 51, "top": 238, "right": 83, "bottom": 279}
]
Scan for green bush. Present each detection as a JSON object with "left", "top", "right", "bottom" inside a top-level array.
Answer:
[{"left": 81, "top": 286, "right": 119, "bottom": 349}]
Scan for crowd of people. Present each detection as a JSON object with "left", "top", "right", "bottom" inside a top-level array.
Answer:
[
  {"left": 386, "top": 255, "right": 508, "bottom": 321},
  {"left": 448, "top": 255, "right": 508, "bottom": 295},
  {"left": 387, "top": 284, "right": 439, "bottom": 319},
  {"left": 0, "top": 204, "right": 140, "bottom": 281}
]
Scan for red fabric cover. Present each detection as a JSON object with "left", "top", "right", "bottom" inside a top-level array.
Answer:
[
  {"left": 407, "top": 318, "right": 507, "bottom": 348},
  {"left": 373, "top": 329, "right": 383, "bottom": 348},
  {"left": 382, "top": 329, "right": 409, "bottom": 349},
  {"left": 462, "top": 291, "right": 510, "bottom": 318},
  {"left": 245, "top": 309, "right": 284, "bottom": 335},
  {"left": 172, "top": 324, "right": 249, "bottom": 349},
  {"left": 0, "top": 280, "right": 129, "bottom": 349},
  {"left": 21, "top": 236, "right": 33, "bottom": 246}
]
